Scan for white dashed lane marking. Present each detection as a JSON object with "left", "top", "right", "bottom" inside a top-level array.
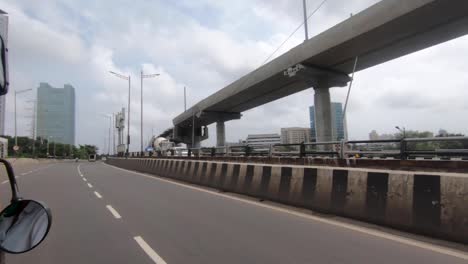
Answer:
[
  {"left": 87, "top": 183, "right": 93, "bottom": 188},
  {"left": 134, "top": 236, "right": 167, "bottom": 264},
  {"left": 94, "top": 191, "right": 102, "bottom": 199},
  {"left": 105, "top": 163, "right": 468, "bottom": 261},
  {"left": 106, "top": 205, "right": 121, "bottom": 219}
]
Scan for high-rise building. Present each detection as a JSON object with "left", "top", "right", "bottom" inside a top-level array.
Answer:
[
  {"left": 369, "top": 130, "right": 379, "bottom": 140},
  {"left": 331, "top": 102, "right": 346, "bottom": 140},
  {"left": 309, "top": 102, "right": 347, "bottom": 141},
  {"left": 281, "top": 127, "right": 311, "bottom": 144},
  {"left": 309, "top": 107, "right": 316, "bottom": 142},
  {"left": 36, "top": 83, "right": 75, "bottom": 145},
  {"left": 0, "top": 10, "right": 8, "bottom": 135},
  {"left": 246, "top": 134, "right": 281, "bottom": 147}
]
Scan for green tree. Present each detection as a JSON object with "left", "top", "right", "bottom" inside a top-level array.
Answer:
[{"left": 0, "top": 134, "right": 98, "bottom": 159}]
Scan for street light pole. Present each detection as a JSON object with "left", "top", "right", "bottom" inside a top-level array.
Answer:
[
  {"left": 140, "top": 70, "right": 160, "bottom": 155},
  {"left": 101, "top": 114, "right": 112, "bottom": 155},
  {"left": 25, "top": 99, "right": 37, "bottom": 157},
  {"left": 127, "top": 76, "right": 131, "bottom": 155},
  {"left": 109, "top": 71, "right": 131, "bottom": 156},
  {"left": 112, "top": 113, "right": 116, "bottom": 155},
  {"left": 14, "top": 88, "right": 33, "bottom": 152},
  {"left": 108, "top": 117, "right": 111, "bottom": 155},
  {"left": 395, "top": 126, "right": 406, "bottom": 138},
  {"left": 184, "top": 86, "right": 187, "bottom": 111},
  {"left": 47, "top": 136, "right": 53, "bottom": 157},
  {"left": 303, "top": 0, "right": 309, "bottom": 40}
]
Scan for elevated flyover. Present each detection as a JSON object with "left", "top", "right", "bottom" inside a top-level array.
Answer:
[{"left": 173, "top": 0, "right": 468, "bottom": 147}]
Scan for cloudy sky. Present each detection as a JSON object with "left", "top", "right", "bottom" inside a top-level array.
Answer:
[{"left": 2, "top": 0, "right": 468, "bottom": 153}]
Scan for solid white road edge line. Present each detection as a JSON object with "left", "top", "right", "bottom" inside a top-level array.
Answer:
[
  {"left": 106, "top": 205, "right": 121, "bottom": 219},
  {"left": 134, "top": 236, "right": 167, "bottom": 264},
  {"left": 77, "top": 164, "right": 82, "bottom": 175},
  {"left": 103, "top": 163, "right": 468, "bottom": 261},
  {"left": 94, "top": 191, "right": 102, "bottom": 199}
]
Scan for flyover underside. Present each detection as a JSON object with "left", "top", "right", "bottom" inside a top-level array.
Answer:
[
  {"left": 208, "top": 64, "right": 350, "bottom": 113},
  {"left": 173, "top": 66, "right": 350, "bottom": 145},
  {"left": 310, "top": 0, "right": 468, "bottom": 72}
]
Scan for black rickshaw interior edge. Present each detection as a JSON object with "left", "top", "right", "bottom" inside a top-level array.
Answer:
[{"left": 0, "top": 34, "right": 52, "bottom": 254}]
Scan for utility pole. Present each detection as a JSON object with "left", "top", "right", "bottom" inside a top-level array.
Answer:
[
  {"left": 32, "top": 100, "right": 36, "bottom": 156},
  {"left": 127, "top": 76, "right": 131, "bottom": 155},
  {"left": 140, "top": 70, "right": 160, "bottom": 155},
  {"left": 184, "top": 86, "right": 187, "bottom": 111},
  {"left": 101, "top": 114, "right": 112, "bottom": 155},
  {"left": 14, "top": 89, "right": 32, "bottom": 154},
  {"left": 303, "top": 0, "right": 309, "bottom": 40},
  {"left": 140, "top": 70, "right": 143, "bottom": 156},
  {"left": 112, "top": 113, "right": 116, "bottom": 155},
  {"left": 192, "top": 114, "right": 195, "bottom": 148},
  {"left": 53, "top": 140, "right": 56, "bottom": 157},
  {"left": 109, "top": 71, "right": 131, "bottom": 155}
]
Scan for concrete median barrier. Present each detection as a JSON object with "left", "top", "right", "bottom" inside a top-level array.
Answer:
[{"left": 106, "top": 158, "right": 468, "bottom": 244}]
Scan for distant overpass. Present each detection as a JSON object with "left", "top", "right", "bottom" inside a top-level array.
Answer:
[{"left": 171, "top": 0, "right": 468, "bottom": 147}]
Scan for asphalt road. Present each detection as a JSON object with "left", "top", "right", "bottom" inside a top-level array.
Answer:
[{"left": 0, "top": 161, "right": 466, "bottom": 264}]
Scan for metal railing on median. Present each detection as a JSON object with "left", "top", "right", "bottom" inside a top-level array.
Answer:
[{"left": 125, "top": 136, "right": 468, "bottom": 161}]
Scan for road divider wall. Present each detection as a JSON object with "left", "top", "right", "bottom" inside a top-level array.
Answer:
[{"left": 106, "top": 158, "right": 468, "bottom": 244}]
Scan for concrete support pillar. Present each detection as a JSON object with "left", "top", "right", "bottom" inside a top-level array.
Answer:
[
  {"left": 192, "top": 137, "right": 201, "bottom": 148},
  {"left": 314, "top": 87, "right": 333, "bottom": 143},
  {"left": 191, "top": 136, "right": 201, "bottom": 148},
  {"left": 216, "top": 121, "right": 226, "bottom": 147}
]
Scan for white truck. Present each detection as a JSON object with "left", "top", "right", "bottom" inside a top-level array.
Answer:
[{"left": 151, "top": 136, "right": 187, "bottom": 157}]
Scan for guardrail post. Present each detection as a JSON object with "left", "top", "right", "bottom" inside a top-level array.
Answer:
[
  {"left": 400, "top": 139, "right": 407, "bottom": 160},
  {"left": 268, "top": 144, "right": 273, "bottom": 157},
  {"left": 340, "top": 140, "right": 345, "bottom": 159},
  {"left": 245, "top": 145, "right": 251, "bottom": 157},
  {"left": 299, "top": 142, "right": 305, "bottom": 158},
  {"left": 211, "top": 147, "right": 216, "bottom": 157},
  {"left": 188, "top": 149, "right": 192, "bottom": 157}
]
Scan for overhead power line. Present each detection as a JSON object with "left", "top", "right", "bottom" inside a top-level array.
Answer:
[{"left": 261, "top": 0, "right": 330, "bottom": 66}]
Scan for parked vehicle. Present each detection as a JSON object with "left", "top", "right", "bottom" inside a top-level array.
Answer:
[{"left": 88, "top": 154, "right": 96, "bottom": 162}]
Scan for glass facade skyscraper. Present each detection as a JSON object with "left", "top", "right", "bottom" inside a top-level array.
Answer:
[
  {"left": 309, "top": 107, "right": 316, "bottom": 141},
  {"left": 331, "top": 102, "right": 345, "bottom": 140},
  {"left": 309, "top": 102, "right": 347, "bottom": 141},
  {"left": 36, "top": 83, "right": 75, "bottom": 145}
]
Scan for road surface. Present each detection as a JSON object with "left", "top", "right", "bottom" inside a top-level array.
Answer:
[{"left": 0, "top": 161, "right": 466, "bottom": 264}]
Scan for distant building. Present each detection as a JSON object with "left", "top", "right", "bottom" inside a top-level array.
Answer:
[
  {"left": 369, "top": 130, "right": 379, "bottom": 140},
  {"left": 36, "top": 83, "right": 75, "bottom": 145},
  {"left": 225, "top": 141, "right": 245, "bottom": 147},
  {"left": 309, "top": 107, "right": 316, "bottom": 141},
  {"left": 379, "top": 133, "right": 395, "bottom": 140},
  {"left": 331, "top": 102, "right": 346, "bottom": 140},
  {"left": 0, "top": 11, "right": 8, "bottom": 135},
  {"left": 246, "top": 134, "right": 281, "bottom": 147},
  {"left": 368, "top": 130, "right": 396, "bottom": 140},
  {"left": 281, "top": 127, "right": 311, "bottom": 144},
  {"left": 309, "top": 102, "right": 347, "bottom": 141},
  {"left": 0, "top": 137, "right": 7, "bottom": 157}
]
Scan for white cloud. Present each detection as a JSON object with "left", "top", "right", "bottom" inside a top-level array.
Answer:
[{"left": 2, "top": 0, "right": 468, "bottom": 153}]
